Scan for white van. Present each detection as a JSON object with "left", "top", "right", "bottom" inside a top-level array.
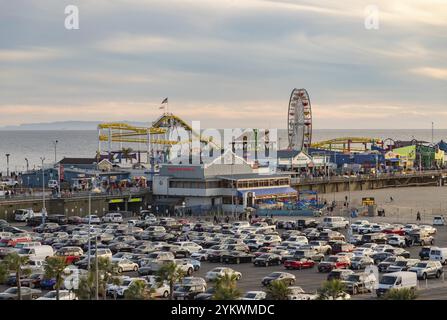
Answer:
[
  {"left": 429, "top": 247, "right": 447, "bottom": 264},
  {"left": 14, "top": 209, "right": 36, "bottom": 222},
  {"left": 102, "top": 213, "right": 123, "bottom": 223},
  {"left": 321, "top": 216, "right": 349, "bottom": 230},
  {"left": 18, "top": 245, "right": 54, "bottom": 260},
  {"left": 376, "top": 271, "right": 417, "bottom": 297}
]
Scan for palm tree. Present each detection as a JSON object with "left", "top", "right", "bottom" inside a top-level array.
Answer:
[
  {"left": 95, "top": 258, "right": 120, "bottom": 299},
  {"left": 0, "top": 253, "right": 31, "bottom": 300},
  {"left": 76, "top": 271, "right": 96, "bottom": 300},
  {"left": 383, "top": 288, "right": 417, "bottom": 300},
  {"left": 124, "top": 279, "right": 153, "bottom": 300},
  {"left": 317, "top": 280, "right": 348, "bottom": 300},
  {"left": 156, "top": 262, "right": 185, "bottom": 300},
  {"left": 266, "top": 280, "right": 292, "bottom": 300},
  {"left": 121, "top": 148, "right": 133, "bottom": 164},
  {"left": 213, "top": 273, "right": 241, "bottom": 300},
  {"left": 44, "top": 256, "right": 69, "bottom": 300}
]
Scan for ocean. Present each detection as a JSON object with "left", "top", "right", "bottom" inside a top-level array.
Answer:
[{"left": 0, "top": 129, "right": 446, "bottom": 173}]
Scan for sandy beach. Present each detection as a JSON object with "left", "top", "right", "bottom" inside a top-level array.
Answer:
[{"left": 320, "top": 186, "right": 447, "bottom": 224}]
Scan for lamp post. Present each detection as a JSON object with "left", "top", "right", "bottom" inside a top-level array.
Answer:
[
  {"left": 25, "top": 158, "right": 29, "bottom": 172},
  {"left": 5, "top": 154, "right": 10, "bottom": 177},
  {"left": 53, "top": 140, "right": 58, "bottom": 163},
  {"left": 40, "top": 157, "right": 46, "bottom": 225}
]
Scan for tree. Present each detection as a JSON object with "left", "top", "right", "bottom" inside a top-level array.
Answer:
[
  {"left": 0, "top": 253, "right": 31, "bottom": 300},
  {"left": 121, "top": 148, "right": 134, "bottom": 164},
  {"left": 124, "top": 279, "right": 153, "bottom": 300},
  {"left": 156, "top": 262, "right": 185, "bottom": 300},
  {"left": 266, "top": 280, "right": 292, "bottom": 300},
  {"left": 383, "top": 288, "right": 417, "bottom": 300},
  {"left": 75, "top": 258, "right": 120, "bottom": 300},
  {"left": 317, "top": 280, "right": 349, "bottom": 300},
  {"left": 44, "top": 256, "right": 69, "bottom": 300},
  {"left": 213, "top": 273, "right": 242, "bottom": 300}
]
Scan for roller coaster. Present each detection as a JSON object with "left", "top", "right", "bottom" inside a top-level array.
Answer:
[
  {"left": 97, "top": 113, "right": 221, "bottom": 164},
  {"left": 311, "top": 137, "right": 384, "bottom": 153}
]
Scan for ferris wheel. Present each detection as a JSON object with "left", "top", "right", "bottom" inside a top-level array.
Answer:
[{"left": 287, "top": 88, "right": 312, "bottom": 151}]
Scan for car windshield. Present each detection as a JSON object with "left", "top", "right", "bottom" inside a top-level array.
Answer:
[
  {"left": 395, "top": 261, "right": 407, "bottom": 266},
  {"left": 352, "top": 257, "right": 362, "bottom": 261},
  {"left": 380, "top": 276, "right": 397, "bottom": 285},
  {"left": 258, "top": 254, "right": 270, "bottom": 259},
  {"left": 6, "top": 288, "right": 18, "bottom": 294},
  {"left": 415, "top": 263, "right": 428, "bottom": 268},
  {"left": 44, "top": 291, "right": 58, "bottom": 298},
  {"left": 122, "top": 280, "right": 132, "bottom": 286},
  {"left": 346, "top": 275, "right": 360, "bottom": 282},
  {"left": 269, "top": 273, "right": 282, "bottom": 278},
  {"left": 245, "top": 293, "right": 257, "bottom": 298},
  {"left": 327, "top": 257, "right": 338, "bottom": 262}
]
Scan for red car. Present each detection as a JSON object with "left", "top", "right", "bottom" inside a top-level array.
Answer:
[
  {"left": 383, "top": 227, "right": 405, "bottom": 236},
  {"left": 318, "top": 256, "right": 351, "bottom": 272},
  {"left": 284, "top": 258, "right": 315, "bottom": 270}
]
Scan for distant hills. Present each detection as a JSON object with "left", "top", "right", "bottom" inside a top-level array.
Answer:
[{"left": 0, "top": 121, "right": 151, "bottom": 130}]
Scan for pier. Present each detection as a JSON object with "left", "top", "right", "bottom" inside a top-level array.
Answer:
[{"left": 291, "top": 169, "right": 447, "bottom": 193}]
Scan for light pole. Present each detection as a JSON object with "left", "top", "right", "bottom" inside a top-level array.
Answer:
[
  {"left": 53, "top": 140, "right": 58, "bottom": 163},
  {"left": 40, "top": 157, "right": 46, "bottom": 225},
  {"left": 5, "top": 154, "right": 10, "bottom": 177},
  {"left": 25, "top": 158, "right": 29, "bottom": 172}
]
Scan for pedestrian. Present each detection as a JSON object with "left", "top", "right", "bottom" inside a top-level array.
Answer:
[
  {"left": 416, "top": 211, "right": 421, "bottom": 221},
  {"left": 390, "top": 196, "right": 394, "bottom": 202}
]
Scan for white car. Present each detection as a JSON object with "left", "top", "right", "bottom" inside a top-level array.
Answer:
[
  {"left": 48, "top": 180, "right": 59, "bottom": 189},
  {"left": 173, "top": 241, "right": 203, "bottom": 254},
  {"left": 240, "top": 291, "right": 266, "bottom": 300},
  {"left": 282, "top": 236, "right": 308, "bottom": 247},
  {"left": 145, "top": 276, "right": 171, "bottom": 298},
  {"left": 352, "top": 248, "right": 374, "bottom": 257},
  {"left": 287, "top": 286, "right": 318, "bottom": 300},
  {"left": 82, "top": 215, "right": 101, "bottom": 224},
  {"left": 107, "top": 277, "right": 147, "bottom": 298},
  {"left": 419, "top": 225, "right": 437, "bottom": 235},
  {"left": 205, "top": 267, "right": 242, "bottom": 282},
  {"left": 374, "top": 244, "right": 394, "bottom": 253},
  {"left": 433, "top": 216, "right": 445, "bottom": 226},
  {"left": 403, "top": 224, "right": 420, "bottom": 234},
  {"left": 351, "top": 220, "right": 370, "bottom": 233},
  {"left": 37, "top": 290, "right": 77, "bottom": 300},
  {"left": 387, "top": 236, "right": 406, "bottom": 247},
  {"left": 112, "top": 258, "right": 139, "bottom": 273},
  {"left": 190, "top": 249, "right": 213, "bottom": 261},
  {"left": 102, "top": 213, "right": 123, "bottom": 223}
]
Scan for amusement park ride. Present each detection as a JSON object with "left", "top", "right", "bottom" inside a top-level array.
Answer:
[{"left": 97, "top": 89, "right": 384, "bottom": 169}]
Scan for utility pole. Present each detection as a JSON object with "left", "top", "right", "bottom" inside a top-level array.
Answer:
[
  {"left": 432, "top": 122, "right": 434, "bottom": 144},
  {"left": 53, "top": 140, "right": 58, "bottom": 163},
  {"left": 87, "top": 192, "right": 92, "bottom": 271},
  {"left": 95, "top": 235, "right": 99, "bottom": 300},
  {"left": 25, "top": 158, "right": 29, "bottom": 172},
  {"left": 40, "top": 157, "right": 46, "bottom": 225},
  {"left": 5, "top": 154, "right": 10, "bottom": 177}
]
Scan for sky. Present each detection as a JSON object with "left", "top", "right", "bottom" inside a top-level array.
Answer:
[{"left": 0, "top": 0, "right": 446, "bottom": 129}]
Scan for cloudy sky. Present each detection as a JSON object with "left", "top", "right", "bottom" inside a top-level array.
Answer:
[{"left": 1, "top": 0, "right": 446, "bottom": 129}]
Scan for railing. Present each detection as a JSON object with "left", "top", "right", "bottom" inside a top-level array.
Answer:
[{"left": 291, "top": 169, "right": 446, "bottom": 185}]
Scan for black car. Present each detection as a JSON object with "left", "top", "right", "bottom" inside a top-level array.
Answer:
[
  {"left": 370, "top": 252, "right": 394, "bottom": 264},
  {"left": 26, "top": 216, "right": 44, "bottom": 227},
  {"left": 419, "top": 246, "right": 432, "bottom": 260},
  {"left": 253, "top": 253, "right": 282, "bottom": 267},
  {"left": 208, "top": 250, "right": 230, "bottom": 263},
  {"left": 221, "top": 251, "right": 254, "bottom": 264},
  {"left": 108, "top": 242, "right": 133, "bottom": 253},
  {"left": 47, "top": 214, "right": 68, "bottom": 225}
]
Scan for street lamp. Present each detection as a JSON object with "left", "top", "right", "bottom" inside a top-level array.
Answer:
[
  {"left": 53, "top": 140, "right": 58, "bottom": 163},
  {"left": 25, "top": 158, "right": 29, "bottom": 172},
  {"left": 40, "top": 157, "right": 46, "bottom": 225},
  {"left": 5, "top": 154, "right": 10, "bottom": 177}
]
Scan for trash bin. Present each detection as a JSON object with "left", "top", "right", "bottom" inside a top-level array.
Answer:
[{"left": 368, "top": 205, "right": 377, "bottom": 217}]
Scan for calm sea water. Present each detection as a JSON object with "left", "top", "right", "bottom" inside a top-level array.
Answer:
[{"left": 0, "top": 129, "right": 446, "bottom": 173}]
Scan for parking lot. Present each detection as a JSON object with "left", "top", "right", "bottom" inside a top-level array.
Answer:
[{"left": 2, "top": 213, "right": 447, "bottom": 300}]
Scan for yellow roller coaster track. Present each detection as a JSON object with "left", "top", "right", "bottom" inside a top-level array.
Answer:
[
  {"left": 98, "top": 113, "right": 221, "bottom": 149},
  {"left": 311, "top": 137, "right": 383, "bottom": 152}
]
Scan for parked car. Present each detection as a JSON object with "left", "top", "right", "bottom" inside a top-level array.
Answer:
[
  {"left": 327, "top": 269, "right": 355, "bottom": 281},
  {"left": 37, "top": 290, "right": 77, "bottom": 300},
  {"left": 433, "top": 216, "right": 445, "bottom": 226},
  {"left": 221, "top": 251, "right": 254, "bottom": 264},
  {"left": 284, "top": 257, "right": 315, "bottom": 270},
  {"left": 261, "top": 272, "right": 295, "bottom": 286},
  {"left": 205, "top": 267, "right": 242, "bottom": 281},
  {"left": 418, "top": 246, "right": 432, "bottom": 260},
  {"left": 82, "top": 215, "right": 101, "bottom": 224},
  {"left": 408, "top": 260, "right": 443, "bottom": 280},
  {"left": 102, "top": 213, "right": 123, "bottom": 223},
  {"left": 240, "top": 291, "right": 267, "bottom": 300},
  {"left": 0, "top": 287, "right": 41, "bottom": 300},
  {"left": 253, "top": 253, "right": 282, "bottom": 267},
  {"left": 318, "top": 255, "right": 351, "bottom": 272},
  {"left": 350, "top": 256, "right": 374, "bottom": 270},
  {"left": 341, "top": 272, "right": 377, "bottom": 295}
]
